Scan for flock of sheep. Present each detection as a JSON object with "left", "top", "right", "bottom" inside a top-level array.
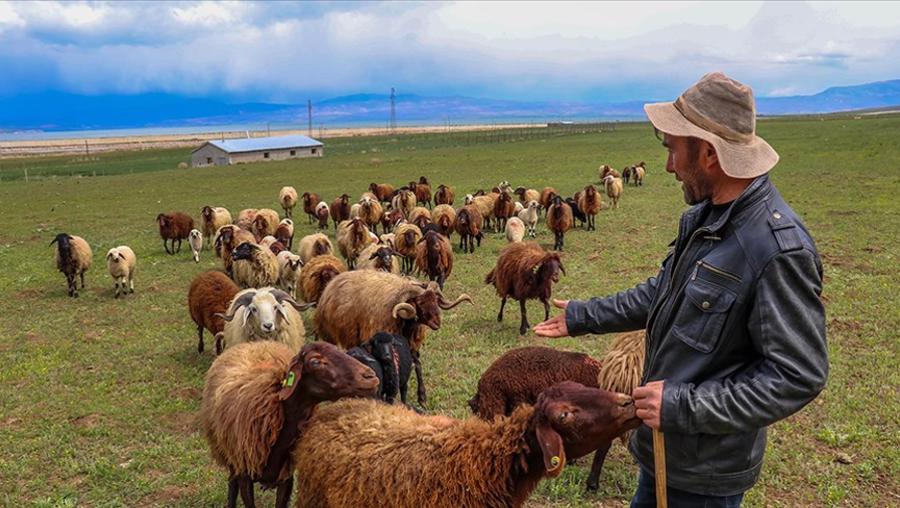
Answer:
[{"left": 49, "top": 160, "right": 649, "bottom": 508}]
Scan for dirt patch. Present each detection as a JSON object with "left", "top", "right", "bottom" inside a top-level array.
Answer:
[
  {"left": 162, "top": 410, "right": 198, "bottom": 436},
  {"left": 169, "top": 387, "right": 201, "bottom": 402},
  {"left": 146, "top": 484, "right": 192, "bottom": 505},
  {"left": 71, "top": 413, "right": 102, "bottom": 428},
  {"left": 13, "top": 288, "right": 42, "bottom": 299},
  {"left": 828, "top": 209, "right": 859, "bottom": 216}
]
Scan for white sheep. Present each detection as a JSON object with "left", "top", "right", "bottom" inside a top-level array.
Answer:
[
  {"left": 505, "top": 217, "right": 525, "bottom": 243},
  {"left": 217, "top": 287, "right": 312, "bottom": 353},
  {"left": 188, "top": 229, "right": 203, "bottom": 263},
  {"left": 105, "top": 246, "right": 136, "bottom": 298},
  {"left": 517, "top": 200, "right": 540, "bottom": 238},
  {"left": 276, "top": 251, "right": 303, "bottom": 298}
]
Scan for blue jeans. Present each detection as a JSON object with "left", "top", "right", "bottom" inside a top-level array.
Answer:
[{"left": 631, "top": 469, "right": 745, "bottom": 508}]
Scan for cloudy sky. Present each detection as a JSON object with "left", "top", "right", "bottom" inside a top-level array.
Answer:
[{"left": 1, "top": 1, "right": 899, "bottom": 103}]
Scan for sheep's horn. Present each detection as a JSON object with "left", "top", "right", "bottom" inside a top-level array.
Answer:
[
  {"left": 220, "top": 291, "right": 256, "bottom": 321},
  {"left": 392, "top": 302, "right": 417, "bottom": 320},
  {"left": 439, "top": 293, "right": 473, "bottom": 310},
  {"left": 271, "top": 289, "right": 315, "bottom": 311}
]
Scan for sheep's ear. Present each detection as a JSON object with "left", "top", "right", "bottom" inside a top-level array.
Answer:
[
  {"left": 535, "top": 421, "right": 566, "bottom": 477},
  {"left": 276, "top": 304, "right": 291, "bottom": 324},
  {"left": 369, "top": 251, "right": 380, "bottom": 260},
  {"left": 241, "top": 308, "right": 251, "bottom": 329},
  {"left": 106, "top": 251, "right": 114, "bottom": 261},
  {"left": 277, "top": 356, "right": 304, "bottom": 401}
]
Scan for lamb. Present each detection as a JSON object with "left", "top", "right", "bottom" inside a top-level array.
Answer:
[
  {"left": 189, "top": 229, "right": 203, "bottom": 262},
  {"left": 314, "top": 201, "right": 329, "bottom": 230},
  {"left": 493, "top": 191, "right": 517, "bottom": 233},
  {"left": 275, "top": 218, "right": 294, "bottom": 250},
  {"left": 231, "top": 242, "right": 280, "bottom": 289},
  {"left": 393, "top": 223, "right": 422, "bottom": 274},
  {"left": 296, "top": 233, "right": 333, "bottom": 264},
  {"left": 276, "top": 251, "right": 303, "bottom": 298},
  {"left": 517, "top": 200, "right": 540, "bottom": 238},
  {"left": 358, "top": 196, "right": 384, "bottom": 234},
  {"left": 217, "top": 287, "right": 314, "bottom": 352},
  {"left": 391, "top": 188, "right": 416, "bottom": 217},
  {"left": 546, "top": 195, "right": 573, "bottom": 251},
  {"left": 409, "top": 178, "right": 432, "bottom": 208},
  {"left": 235, "top": 209, "right": 258, "bottom": 231},
  {"left": 505, "top": 217, "right": 526, "bottom": 243},
  {"left": 201, "top": 341, "right": 377, "bottom": 508},
  {"left": 279, "top": 186, "right": 298, "bottom": 218},
  {"left": 214, "top": 225, "right": 256, "bottom": 276},
  {"left": 538, "top": 187, "right": 557, "bottom": 215},
  {"left": 329, "top": 194, "right": 350, "bottom": 229},
  {"left": 290, "top": 382, "right": 639, "bottom": 508},
  {"left": 577, "top": 184, "right": 601, "bottom": 231},
  {"left": 414, "top": 229, "right": 453, "bottom": 290},
  {"left": 565, "top": 197, "right": 587, "bottom": 229},
  {"left": 105, "top": 245, "right": 136, "bottom": 298},
  {"left": 603, "top": 174, "right": 624, "bottom": 209},
  {"left": 465, "top": 193, "right": 495, "bottom": 230},
  {"left": 314, "top": 271, "right": 471, "bottom": 405},
  {"left": 485, "top": 242, "right": 565, "bottom": 335},
  {"left": 356, "top": 243, "right": 401, "bottom": 273},
  {"left": 51, "top": 233, "right": 92, "bottom": 297},
  {"left": 201, "top": 206, "right": 233, "bottom": 247},
  {"left": 297, "top": 254, "right": 346, "bottom": 303},
  {"left": 408, "top": 206, "right": 432, "bottom": 230},
  {"left": 252, "top": 208, "right": 281, "bottom": 239},
  {"left": 369, "top": 182, "right": 396, "bottom": 203},
  {"left": 430, "top": 204, "right": 456, "bottom": 238},
  {"left": 301, "top": 192, "right": 320, "bottom": 224},
  {"left": 346, "top": 332, "right": 414, "bottom": 405},
  {"left": 454, "top": 204, "right": 484, "bottom": 254},
  {"left": 632, "top": 163, "right": 645, "bottom": 186},
  {"left": 336, "top": 218, "right": 374, "bottom": 269},
  {"left": 434, "top": 184, "right": 454, "bottom": 206},
  {"left": 188, "top": 270, "right": 240, "bottom": 354},
  {"left": 156, "top": 211, "right": 194, "bottom": 255}
]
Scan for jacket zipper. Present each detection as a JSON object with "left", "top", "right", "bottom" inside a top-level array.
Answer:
[{"left": 696, "top": 260, "right": 741, "bottom": 283}]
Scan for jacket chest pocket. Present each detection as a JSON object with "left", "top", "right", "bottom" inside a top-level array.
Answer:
[{"left": 671, "top": 278, "right": 736, "bottom": 353}]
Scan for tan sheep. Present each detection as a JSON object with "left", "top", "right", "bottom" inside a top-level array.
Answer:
[
  {"left": 517, "top": 200, "right": 540, "bottom": 238},
  {"left": 252, "top": 208, "right": 280, "bottom": 239},
  {"left": 279, "top": 186, "right": 298, "bottom": 218},
  {"left": 105, "top": 245, "right": 136, "bottom": 298},
  {"left": 51, "top": 233, "right": 92, "bottom": 297},
  {"left": 505, "top": 217, "right": 525, "bottom": 243},
  {"left": 231, "top": 242, "right": 280, "bottom": 289},
  {"left": 356, "top": 243, "right": 401, "bottom": 273},
  {"left": 297, "top": 233, "right": 333, "bottom": 264},
  {"left": 336, "top": 218, "right": 375, "bottom": 269},
  {"left": 298, "top": 254, "right": 346, "bottom": 303},
  {"left": 603, "top": 174, "right": 624, "bottom": 209},
  {"left": 235, "top": 208, "right": 258, "bottom": 231},
  {"left": 358, "top": 196, "right": 384, "bottom": 233},
  {"left": 276, "top": 251, "right": 303, "bottom": 298},
  {"left": 217, "top": 287, "right": 311, "bottom": 352},
  {"left": 200, "top": 206, "right": 232, "bottom": 247},
  {"left": 431, "top": 204, "right": 456, "bottom": 238},
  {"left": 393, "top": 223, "right": 422, "bottom": 274}
]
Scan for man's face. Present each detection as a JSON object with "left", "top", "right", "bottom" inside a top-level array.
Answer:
[{"left": 662, "top": 133, "right": 712, "bottom": 205}]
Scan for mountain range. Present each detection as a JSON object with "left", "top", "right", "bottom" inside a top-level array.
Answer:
[{"left": 1, "top": 79, "right": 899, "bottom": 132}]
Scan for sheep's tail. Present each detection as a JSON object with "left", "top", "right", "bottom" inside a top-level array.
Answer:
[{"left": 484, "top": 269, "right": 495, "bottom": 285}]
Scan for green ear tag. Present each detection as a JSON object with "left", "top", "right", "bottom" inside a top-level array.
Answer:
[
  {"left": 550, "top": 456, "right": 561, "bottom": 467},
  {"left": 283, "top": 372, "right": 295, "bottom": 388}
]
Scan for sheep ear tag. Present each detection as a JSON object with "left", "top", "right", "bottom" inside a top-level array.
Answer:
[
  {"left": 535, "top": 422, "right": 566, "bottom": 477},
  {"left": 277, "top": 359, "right": 303, "bottom": 400}
]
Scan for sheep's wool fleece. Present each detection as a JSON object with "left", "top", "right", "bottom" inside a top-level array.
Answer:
[
  {"left": 201, "top": 341, "right": 293, "bottom": 480},
  {"left": 292, "top": 398, "right": 539, "bottom": 508}
]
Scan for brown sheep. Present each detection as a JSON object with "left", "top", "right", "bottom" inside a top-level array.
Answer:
[
  {"left": 622, "top": 165, "right": 633, "bottom": 185},
  {"left": 275, "top": 219, "right": 294, "bottom": 250},
  {"left": 538, "top": 187, "right": 558, "bottom": 214},
  {"left": 336, "top": 218, "right": 374, "bottom": 269},
  {"left": 546, "top": 196, "right": 573, "bottom": 251},
  {"left": 577, "top": 184, "right": 602, "bottom": 231},
  {"left": 298, "top": 254, "right": 346, "bottom": 303},
  {"left": 454, "top": 204, "right": 484, "bottom": 254},
  {"left": 279, "top": 186, "right": 298, "bottom": 218},
  {"left": 492, "top": 191, "right": 516, "bottom": 233},
  {"left": 430, "top": 204, "right": 456, "bottom": 238},
  {"left": 434, "top": 184, "right": 454, "bottom": 206},
  {"left": 235, "top": 208, "right": 258, "bottom": 231},
  {"left": 201, "top": 206, "right": 233, "bottom": 247},
  {"left": 465, "top": 193, "right": 495, "bottom": 230},
  {"left": 415, "top": 228, "right": 453, "bottom": 290},
  {"left": 200, "top": 341, "right": 378, "bottom": 508},
  {"left": 380, "top": 208, "right": 406, "bottom": 235},
  {"left": 393, "top": 223, "right": 422, "bottom": 274},
  {"left": 290, "top": 382, "right": 640, "bottom": 508},
  {"left": 369, "top": 182, "right": 396, "bottom": 203},
  {"left": 409, "top": 178, "right": 432, "bottom": 208},
  {"left": 156, "top": 212, "right": 194, "bottom": 255},
  {"left": 485, "top": 242, "right": 565, "bottom": 335},
  {"left": 215, "top": 225, "right": 257, "bottom": 276},
  {"left": 408, "top": 206, "right": 432, "bottom": 230},
  {"left": 252, "top": 208, "right": 280, "bottom": 239},
  {"left": 301, "top": 192, "right": 320, "bottom": 224},
  {"left": 314, "top": 271, "right": 471, "bottom": 405},
  {"left": 231, "top": 242, "right": 280, "bottom": 289},
  {"left": 358, "top": 196, "right": 383, "bottom": 234},
  {"left": 329, "top": 194, "right": 350, "bottom": 229},
  {"left": 51, "top": 233, "right": 92, "bottom": 297},
  {"left": 188, "top": 270, "right": 239, "bottom": 354}
]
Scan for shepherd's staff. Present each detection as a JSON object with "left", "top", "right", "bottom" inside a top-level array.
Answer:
[{"left": 653, "top": 428, "right": 667, "bottom": 508}]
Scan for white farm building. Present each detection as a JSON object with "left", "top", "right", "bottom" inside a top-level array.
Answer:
[{"left": 191, "top": 135, "right": 324, "bottom": 167}]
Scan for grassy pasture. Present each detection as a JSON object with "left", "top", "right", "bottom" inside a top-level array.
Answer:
[{"left": 0, "top": 116, "right": 898, "bottom": 507}]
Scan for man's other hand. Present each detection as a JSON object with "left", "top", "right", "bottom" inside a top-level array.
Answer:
[
  {"left": 532, "top": 299, "right": 570, "bottom": 337},
  {"left": 633, "top": 380, "right": 664, "bottom": 430}
]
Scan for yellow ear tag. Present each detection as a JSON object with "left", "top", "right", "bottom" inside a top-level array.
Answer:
[
  {"left": 550, "top": 456, "right": 561, "bottom": 468},
  {"left": 282, "top": 372, "right": 295, "bottom": 388}
]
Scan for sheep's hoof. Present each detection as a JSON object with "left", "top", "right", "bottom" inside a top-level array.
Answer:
[
  {"left": 585, "top": 481, "right": 599, "bottom": 492},
  {"left": 519, "top": 325, "right": 529, "bottom": 335}
]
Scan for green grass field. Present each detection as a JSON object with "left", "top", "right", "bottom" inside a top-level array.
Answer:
[{"left": 1, "top": 116, "right": 898, "bottom": 507}]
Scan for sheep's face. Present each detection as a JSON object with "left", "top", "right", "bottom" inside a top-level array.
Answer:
[
  {"left": 231, "top": 242, "right": 257, "bottom": 261},
  {"left": 533, "top": 382, "right": 640, "bottom": 472},
  {"left": 157, "top": 214, "right": 170, "bottom": 228},
  {"left": 538, "top": 254, "right": 565, "bottom": 284},
  {"left": 106, "top": 248, "right": 126, "bottom": 264},
  {"left": 244, "top": 292, "right": 282, "bottom": 337},
  {"left": 189, "top": 230, "right": 202, "bottom": 242},
  {"left": 292, "top": 342, "right": 379, "bottom": 400},
  {"left": 464, "top": 194, "right": 474, "bottom": 205},
  {"left": 369, "top": 247, "right": 395, "bottom": 272},
  {"left": 202, "top": 206, "right": 214, "bottom": 220},
  {"left": 528, "top": 201, "right": 540, "bottom": 212}
]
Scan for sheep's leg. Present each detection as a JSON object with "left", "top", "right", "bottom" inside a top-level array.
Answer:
[
  {"left": 542, "top": 298, "right": 550, "bottom": 321},
  {"left": 80, "top": 271, "right": 86, "bottom": 289},
  {"left": 497, "top": 296, "right": 506, "bottom": 322},
  {"left": 274, "top": 477, "right": 293, "bottom": 508},
  {"left": 128, "top": 273, "right": 134, "bottom": 293},
  {"left": 518, "top": 300, "right": 530, "bottom": 335},
  {"left": 176, "top": 239, "right": 182, "bottom": 252},
  {"left": 413, "top": 351, "right": 427, "bottom": 407},
  {"left": 114, "top": 281, "right": 120, "bottom": 299},
  {"left": 586, "top": 444, "right": 611, "bottom": 491},
  {"left": 163, "top": 239, "right": 171, "bottom": 255},
  {"left": 197, "top": 325, "right": 205, "bottom": 354},
  {"left": 238, "top": 479, "right": 255, "bottom": 508},
  {"left": 227, "top": 477, "right": 239, "bottom": 508}
]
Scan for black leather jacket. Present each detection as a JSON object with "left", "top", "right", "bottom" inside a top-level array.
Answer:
[{"left": 565, "top": 175, "right": 827, "bottom": 496}]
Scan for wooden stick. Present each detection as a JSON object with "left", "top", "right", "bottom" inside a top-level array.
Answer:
[{"left": 653, "top": 428, "right": 667, "bottom": 508}]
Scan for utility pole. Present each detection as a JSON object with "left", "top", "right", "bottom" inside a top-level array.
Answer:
[
  {"left": 389, "top": 87, "right": 397, "bottom": 133},
  {"left": 307, "top": 99, "right": 312, "bottom": 136}
]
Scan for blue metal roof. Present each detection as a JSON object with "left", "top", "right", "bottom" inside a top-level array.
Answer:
[{"left": 201, "top": 135, "right": 323, "bottom": 154}]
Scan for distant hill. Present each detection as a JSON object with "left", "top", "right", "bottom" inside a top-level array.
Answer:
[{"left": 1, "top": 79, "right": 899, "bottom": 132}]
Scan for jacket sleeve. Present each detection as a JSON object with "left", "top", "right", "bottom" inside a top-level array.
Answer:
[
  {"left": 661, "top": 248, "right": 828, "bottom": 434},
  {"left": 564, "top": 267, "right": 662, "bottom": 336}
]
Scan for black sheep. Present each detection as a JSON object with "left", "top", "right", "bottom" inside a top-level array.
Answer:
[
  {"left": 566, "top": 197, "right": 587, "bottom": 228},
  {"left": 346, "top": 332, "right": 414, "bottom": 406}
]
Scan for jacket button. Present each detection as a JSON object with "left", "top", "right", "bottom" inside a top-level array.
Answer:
[
  {"left": 702, "top": 301, "right": 711, "bottom": 310},
  {"left": 773, "top": 212, "right": 782, "bottom": 219}
]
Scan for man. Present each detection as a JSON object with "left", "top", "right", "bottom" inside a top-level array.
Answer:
[{"left": 534, "top": 72, "right": 827, "bottom": 507}]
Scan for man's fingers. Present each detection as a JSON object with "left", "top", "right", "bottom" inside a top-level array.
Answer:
[
  {"left": 551, "top": 298, "right": 568, "bottom": 309},
  {"left": 632, "top": 386, "right": 650, "bottom": 398}
]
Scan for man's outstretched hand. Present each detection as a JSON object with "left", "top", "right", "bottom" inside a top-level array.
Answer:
[{"left": 532, "top": 299, "right": 570, "bottom": 337}]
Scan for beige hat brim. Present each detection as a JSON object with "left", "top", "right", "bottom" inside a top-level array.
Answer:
[{"left": 644, "top": 101, "right": 779, "bottom": 178}]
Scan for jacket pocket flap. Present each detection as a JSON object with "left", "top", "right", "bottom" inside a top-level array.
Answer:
[{"left": 685, "top": 279, "right": 736, "bottom": 313}]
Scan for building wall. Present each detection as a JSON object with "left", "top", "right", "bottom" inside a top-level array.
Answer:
[
  {"left": 228, "top": 146, "right": 323, "bottom": 164},
  {"left": 191, "top": 145, "right": 230, "bottom": 167}
]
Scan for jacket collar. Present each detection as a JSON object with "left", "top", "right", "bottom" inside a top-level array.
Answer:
[{"left": 684, "top": 175, "right": 773, "bottom": 234}]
